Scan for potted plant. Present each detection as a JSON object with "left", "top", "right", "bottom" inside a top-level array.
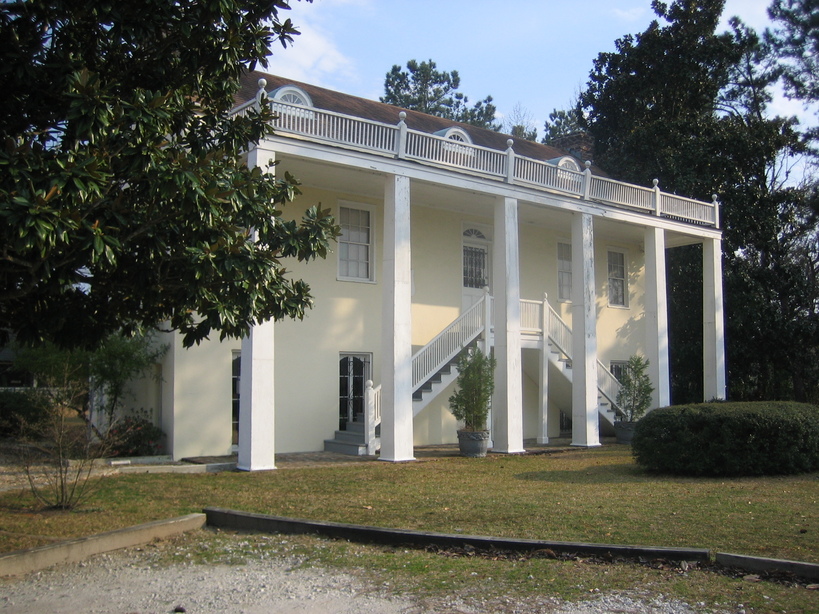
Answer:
[
  {"left": 613, "top": 355, "right": 654, "bottom": 444},
  {"left": 448, "top": 347, "right": 496, "bottom": 457}
]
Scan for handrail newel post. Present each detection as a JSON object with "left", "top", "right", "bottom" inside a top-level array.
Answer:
[
  {"left": 712, "top": 194, "right": 720, "bottom": 229},
  {"left": 505, "top": 139, "right": 515, "bottom": 184},
  {"left": 482, "top": 286, "right": 492, "bottom": 351},
  {"left": 396, "top": 112, "right": 407, "bottom": 159},
  {"left": 542, "top": 293, "right": 550, "bottom": 340},
  {"left": 364, "top": 379, "right": 377, "bottom": 455}
]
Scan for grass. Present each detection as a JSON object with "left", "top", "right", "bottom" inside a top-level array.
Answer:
[{"left": 1, "top": 446, "right": 817, "bottom": 612}]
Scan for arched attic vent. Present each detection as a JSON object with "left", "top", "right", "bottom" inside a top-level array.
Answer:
[
  {"left": 270, "top": 85, "right": 313, "bottom": 107},
  {"left": 434, "top": 126, "right": 472, "bottom": 144},
  {"left": 546, "top": 156, "right": 581, "bottom": 172}
]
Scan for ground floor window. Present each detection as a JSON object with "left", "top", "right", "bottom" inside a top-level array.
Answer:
[
  {"left": 339, "top": 353, "right": 371, "bottom": 430},
  {"left": 232, "top": 351, "right": 241, "bottom": 446},
  {"left": 610, "top": 360, "right": 629, "bottom": 383}
]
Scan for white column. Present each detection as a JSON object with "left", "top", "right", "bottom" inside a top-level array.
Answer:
[
  {"left": 644, "top": 227, "right": 671, "bottom": 408},
  {"left": 537, "top": 294, "right": 550, "bottom": 444},
  {"left": 492, "top": 196, "right": 524, "bottom": 454},
  {"left": 237, "top": 143, "right": 278, "bottom": 471},
  {"left": 703, "top": 238, "right": 726, "bottom": 400},
  {"left": 237, "top": 323, "right": 276, "bottom": 470},
  {"left": 380, "top": 174, "right": 415, "bottom": 462},
  {"left": 571, "top": 212, "right": 601, "bottom": 447}
]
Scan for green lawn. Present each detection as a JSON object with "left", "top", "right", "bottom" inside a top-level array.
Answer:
[{"left": 1, "top": 446, "right": 817, "bottom": 613}]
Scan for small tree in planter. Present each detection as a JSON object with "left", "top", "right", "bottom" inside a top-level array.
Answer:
[
  {"left": 449, "top": 347, "right": 496, "bottom": 457},
  {"left": 614, "top": 355, "right": 654, "bottom": 443}
]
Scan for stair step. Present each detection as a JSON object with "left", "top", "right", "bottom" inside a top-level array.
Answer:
[
  {"left": 336, "top": 429, "right": 367, "bottom": 443},
  {"left": 323, "top": 439, "right": 369, "bottom": 455}
]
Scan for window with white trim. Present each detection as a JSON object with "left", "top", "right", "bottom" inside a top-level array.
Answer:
[
  {"left": 338, "top": 205, "right": 374, "bottom": 281},
  {"left": 607, "top": 250, "right": 628, "bottom": 307},
  {"left": 557, "top": 242, "right": 572, "bottom": 301}
]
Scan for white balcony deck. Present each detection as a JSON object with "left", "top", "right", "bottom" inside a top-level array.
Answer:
[{"left": 234, "top": 98, "right": 719, "bottom": 229}]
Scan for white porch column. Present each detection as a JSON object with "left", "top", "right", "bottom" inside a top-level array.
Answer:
[
  {"left": 237, "top": 323, "right": 276, "bottom": 470},
  {"left": 237, "top": 143, "right": 278, "bottom": 471},
  {"left": 492, "top": 196, "right": 524, "bottom": 454},
  {"left": 380, "top": 174, "right": 415, "bottom": 462},
  {"left": 571, "top": 212, "right": 601, "bottom": 447},
  {"left": 644, "top": 227, "right": 671, "bottom": 408},
  {"left": 703, "top": 238, "right": 727, "bottom": 400}
]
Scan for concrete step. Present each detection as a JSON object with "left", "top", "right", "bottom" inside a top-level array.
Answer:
[{"left": 323, "top": 439, "right": 368, "bottom": 455}]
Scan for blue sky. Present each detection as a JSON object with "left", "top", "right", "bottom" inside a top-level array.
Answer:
[{"left": 264, "top": 0, "right": 814, "bottom": 137}]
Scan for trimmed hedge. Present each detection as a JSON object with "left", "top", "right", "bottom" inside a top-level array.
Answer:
[{"left": 632, "top": 402, "right": 819, "bottom": 476}]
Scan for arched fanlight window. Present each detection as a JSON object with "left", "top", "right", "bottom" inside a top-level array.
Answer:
[
  {"left": 435, "top": 127, "right": 473, "bottom": 144},
  {"left": 463, "top": 228, "right": 488, "bottom": 240},
  {"left": 547, "top": 156, "right": 580, "bottom": 172},
  {"left": 270, "top": 85, "right": 313, "bottom": 107}
]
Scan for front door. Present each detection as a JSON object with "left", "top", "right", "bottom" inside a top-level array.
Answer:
[
  {"left": 462, "top": 227, "right": 492, "bottom": 311},
  {"left": 339, "top": 354, "right": 370, "bottom": 430}
]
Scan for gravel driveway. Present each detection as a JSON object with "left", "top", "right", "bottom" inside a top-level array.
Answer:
[{"left": 0, "top": 532, "right": 711, "bottom": 614}]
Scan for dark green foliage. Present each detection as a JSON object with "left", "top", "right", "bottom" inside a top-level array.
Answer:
[
  {"left": 632, "top": 402, "right": 819, "bottom": 476},
  {"left": 448, "top": 348, "right": 496, "bottom": 432},
  {"left": 0, "top": 390, "right": 45, "bottom": 437},
  {"left": 578, "top": 0, "right": 818, "bottom": 404},
  {"left": 107, "top": 415, "right": 164, "bottom": 457},
  {"left": 541, "top": 107, "right": 583, "bottom": 145},
  {"left": 381, "top": 59, "right": 500, "bottom": 130},
  {"left": 0, "top": 0, "right": 340, "bottom": 350}
]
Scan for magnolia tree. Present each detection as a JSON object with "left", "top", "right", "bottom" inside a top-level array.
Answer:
[{"left": 0, "top": 0, "right": 339, "bottom": 350}]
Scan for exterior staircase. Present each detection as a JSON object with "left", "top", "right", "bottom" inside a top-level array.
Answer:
[{"left": 324, "top": 293, "right": 624, "bottom": 454}]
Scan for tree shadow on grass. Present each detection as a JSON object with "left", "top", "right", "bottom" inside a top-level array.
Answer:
[{"left": 513, "top": 466, "right": 705, "bottom": 485}]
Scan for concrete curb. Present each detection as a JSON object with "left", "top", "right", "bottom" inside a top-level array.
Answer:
[
  {"left": 715, "top": 552, "right": 819, "bottom": 581},
  {"left": 0, "top": 513, "right": 206, "bottom": 577},
  {"left": 117, "top": 463, "right": 236, "bottom": 474},
  {"left": 203, "top": 507, "right": 710, "bottom": 562}
]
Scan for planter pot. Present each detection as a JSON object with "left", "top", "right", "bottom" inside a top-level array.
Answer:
[
  {"left": 457, "top": 430, "right": 490, "bottom": 457},
  {"left": 613, "top": 421, "right": 637, "bottom": 444}
]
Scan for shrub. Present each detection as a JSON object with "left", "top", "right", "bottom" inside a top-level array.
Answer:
[
  {"left": 632, "top": 402, "right": 819, "bottom": 476},
  {"left": 107, "top": 415, "right": 165, "bottom": 457},
  {"left": 449, "top": 347, "right": 496, "bottom": 432},
  {"left": 615, "top": 355, "right": 654, "bottom": 422}
]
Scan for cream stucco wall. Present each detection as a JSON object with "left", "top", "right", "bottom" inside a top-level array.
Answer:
[{"left": 157, "top": 181, "right": 653, "bottom": 456}]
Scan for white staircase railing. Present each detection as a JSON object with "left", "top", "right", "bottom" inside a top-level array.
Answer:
[
  {"left": 521, "top": 297, "right": 623, "bottom": 413},
  {"left": 365, "top": 292, "right": 489, "bottom": 452},
  {"left": 364, "top": 293, "right": 623, "bottom": 453}
]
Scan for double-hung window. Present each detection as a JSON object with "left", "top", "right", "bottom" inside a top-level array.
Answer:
[
  {"left": 607, "top": 250, "right": 628, "bottom": 307},
  {"left": 557, "top": 242, "right": 572, "bottom": 301},
  {"left": 338, "top": 204, "right": 374, "bottom": 282}
]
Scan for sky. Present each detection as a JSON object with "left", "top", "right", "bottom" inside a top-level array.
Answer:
[{"left": 263, "top": 0, "right": 815, "bottom": 137}]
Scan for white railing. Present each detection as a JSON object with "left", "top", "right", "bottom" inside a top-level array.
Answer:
[
  {"left": 364, "top": 292, "right": 625, "bottom": 451},
  {"left": 271, "top": 102, "right": 398, "bottom": 154},
  {"left": 588, "top": 176, "right": 655, "bottom": 212},
  {"left": 520, "top": 299, "right": 542, "bottom": 333},
  {"left": 405, "top": 131, "right": 506, "bottom": 177},
  {"left": 547, "top": 303, "right": 573, "bottom": 359},
  {"left": 515, "top": 158, "right": 584, "bottom": 196},
  {"left": 596, "top": 360, "right": 622, "bottom": 409},
  {"left": 242, "top": 90, "right": 719, "bottom": 228},
  {"left": 411, "top": 295, "right": 487, "bottom": 391},
  {"left": 524, "top": 297, "right": 623, "bottom": 412},
  {"left": 661, "top": 193, "right": 717, "bottom": 225}
]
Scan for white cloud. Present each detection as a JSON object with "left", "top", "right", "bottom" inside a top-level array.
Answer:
[
  {"left": 264, "top": 8, "right": 358, "bottom": 89},
  {"left": 610, "top": 7, "right": 648, "bottom": 22}
]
